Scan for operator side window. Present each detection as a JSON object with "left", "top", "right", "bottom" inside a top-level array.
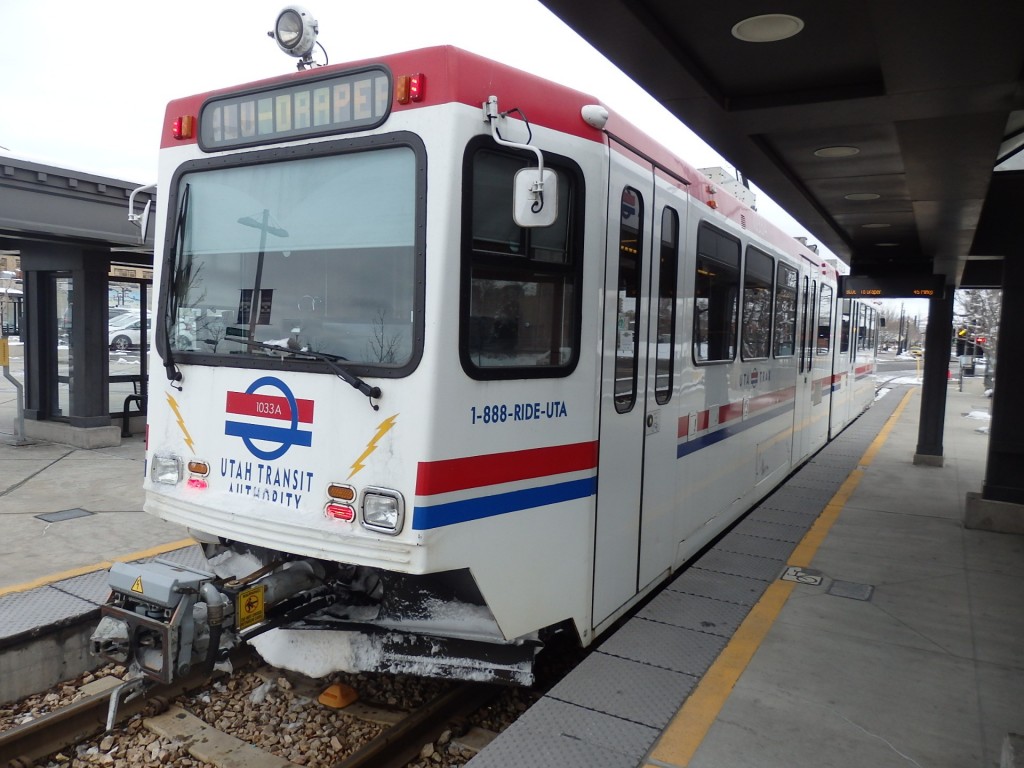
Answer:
[
  {"left": 693, "top": 223, "right": 740, "bottom": 363},
  {"left": 741, "top": 246, "right": 774, "bottom": 360},
  {"left": 460, "top": 142, "right": 583, "bottom": 379}
]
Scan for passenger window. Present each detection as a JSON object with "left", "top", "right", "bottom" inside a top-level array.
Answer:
[
  {"left": 655, "top": 207, "right": 679, "bottom": 404},
  {"left": 693, "top": 223, "right": 740, "bottom": 363},
  {"left": 741, "top": 247, "right": 773, "bottom": 360},
  {"left": 614, "top": 187, "right": 644, "bottom": 413},
  {"left": 817, "top": 285, "right": 833, "bottom": 355},
  {"left": 802, "top": 279, "right": 815, "bottom": 372},
  {"left": 773, "top": 263, "right": 798, "bottom": 357},
  {"left": 840, "top": 299, "right": 851, "bottom": 354},
  {"left": 461, "top": 145, "right": 582, "bottom": 379},
  {"left": 857, "top": 305, "right": 875, "bottom": 352}
]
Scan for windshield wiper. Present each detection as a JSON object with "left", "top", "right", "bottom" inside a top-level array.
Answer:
[{"left": 223, "top": 337, "right": 382, "bottom": 411}]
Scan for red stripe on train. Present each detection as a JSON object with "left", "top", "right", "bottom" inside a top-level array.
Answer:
[{"left": 416, "top": 440, "right": 599, "bottom": 496}]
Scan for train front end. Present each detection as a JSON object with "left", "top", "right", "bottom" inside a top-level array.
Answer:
[{"left": 91, "top": 47, "right": 570, "bottom": 687}]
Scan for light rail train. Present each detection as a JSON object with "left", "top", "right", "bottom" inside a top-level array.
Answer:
[{"left": 93, "top": 20, "right": 878, "bottom": 686}]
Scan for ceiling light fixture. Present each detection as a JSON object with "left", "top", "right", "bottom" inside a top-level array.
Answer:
[
  {"left": 814, "top": 146, "right": 860, "bottom": 158},
  {"left": 862, "top": 223, "right": 891, "bottom": 228},
  {"left": 731, "top": 14, "right": 805, "bottom": 43},
  {"left": 844, "top": 192, "right": 881, "bottom": 201}
]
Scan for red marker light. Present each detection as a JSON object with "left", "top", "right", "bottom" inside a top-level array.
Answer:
[
  {"left": 325, "top": 503, "right": 356, "bottom": 522},
  {"left": 172, "top": 115, "right": 195, "bottom": 140},
  {"left": 409, "top": 73, "right": 425, "bottom": 101},
  {"left": 395, "top": 74, "right": 426, "bottom": 105},
  {"left": 187, "top": 477, "right": 208, "bottom": 490}
]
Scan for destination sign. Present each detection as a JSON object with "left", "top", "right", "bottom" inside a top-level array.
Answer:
[
  {"left": 839, "top": 274, "right": 945, "bottom": 299},
  {"left": 199, "top": 67, "right": 391, "bottom": 151}
]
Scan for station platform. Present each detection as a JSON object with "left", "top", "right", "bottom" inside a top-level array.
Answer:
[{"left": 1, "top": 363, "right": 1021, "bottom": 767}]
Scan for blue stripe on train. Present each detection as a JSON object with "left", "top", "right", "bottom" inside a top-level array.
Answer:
[
  {"left": 413, "top": 476, "right": 597, "bottom": 530},
  {"left": 677, "top": 401, "right": 794, "bottom": 459}
]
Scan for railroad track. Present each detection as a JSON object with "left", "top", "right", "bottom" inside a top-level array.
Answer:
[
  {"left": 0, "top": 654, "right": 242, "bottom": 767},
  {"left": 0, "top": 661, "right": 501, "bottom": 768}
]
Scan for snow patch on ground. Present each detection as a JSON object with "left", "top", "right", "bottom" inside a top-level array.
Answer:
[{"left": 963, "top": 410, "right": 991, "bottom": 421}]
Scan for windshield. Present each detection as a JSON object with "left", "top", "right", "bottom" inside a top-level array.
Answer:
[{"left": 166, "top": 145, "right": 419, "bottom": 368}]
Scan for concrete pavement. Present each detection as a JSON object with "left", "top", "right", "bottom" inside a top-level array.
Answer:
[
  {"left": 0, "top": 339, "right": 191, "bottom": 592},
  {"left": 673, "top": 374, "right": 1023, "bottom": 768}
]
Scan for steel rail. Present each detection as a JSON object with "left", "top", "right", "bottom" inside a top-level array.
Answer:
[
  {"left": 0, "top": 651, "right": 251, "bottom": 767},
  {"left": 331, "top": 681, "right": 502, "bottom": 768}
]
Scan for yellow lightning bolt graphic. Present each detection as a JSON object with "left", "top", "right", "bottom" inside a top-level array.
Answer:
[
  {"left": 348, "top": 414, "right": 398, "bottom": 479},
  {"left": 166, "top": 393, "right": 196, "bottom": 454}
]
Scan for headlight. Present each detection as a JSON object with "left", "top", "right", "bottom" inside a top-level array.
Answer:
[
  {"left": 360, "top": 488, "right": 404, "bottom": 534},
  {"left": 273, "top": 5, "right": 318, "bottom": 58},
  {"left": 151, "top": 455, "right": 183, "bottom": 485}
]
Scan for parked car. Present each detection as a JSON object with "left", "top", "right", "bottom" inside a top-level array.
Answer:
[
  {"left": 108, "top": 314, "right": 150, "bottom": 351},
  {"left": 62, "top": 306, "right": 133, "bottom": 340},
  {"left": 108, "top": 313, "right": 196, "bottom": 351}
]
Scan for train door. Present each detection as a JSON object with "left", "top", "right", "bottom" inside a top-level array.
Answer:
[
  {"left": 807, "top": 279, "right": 833, "bottom": 450},
  {"left": 592, "top": 144, "right": 657, "bottom": 625},
  {"left": 792, "top": 270, "right": 816, "bottom": 461},
  {"left": 636, "top": 180, "right": 686, "bottom": 592},
  {"left": 815, "top": 283, "right": 836, "bottom": 438},
  {"left": 830, "top": 299, "right": 854, "bottom": 435}
]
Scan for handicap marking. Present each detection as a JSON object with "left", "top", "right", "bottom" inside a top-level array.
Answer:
[{"left": 780, "top": 565, "right": 823, "bottom": 586}]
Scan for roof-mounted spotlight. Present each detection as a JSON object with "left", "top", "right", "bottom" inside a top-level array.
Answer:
[{"left": 269, "top": 5, "right": 320, "bottom": 69}]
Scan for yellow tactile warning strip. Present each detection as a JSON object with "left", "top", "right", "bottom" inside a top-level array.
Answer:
[
  {"left": 643, "top": 388, "right": 916, "bottom": 768},
  {"left": 0, "top": 538, "right": 196, "bottom": 597}
]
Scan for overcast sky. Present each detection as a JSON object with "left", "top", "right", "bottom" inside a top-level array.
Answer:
[{"left": 2, "top": 0, "right": 841, "bottom": 260}]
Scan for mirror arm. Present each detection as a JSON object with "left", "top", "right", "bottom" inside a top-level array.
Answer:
[{"left": 484, "top": 95, "right": 546, "bottom": 180}]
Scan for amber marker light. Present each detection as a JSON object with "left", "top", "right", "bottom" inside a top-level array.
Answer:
[{"left": 327, "top": 483, "right": 356, "bottom": 502}]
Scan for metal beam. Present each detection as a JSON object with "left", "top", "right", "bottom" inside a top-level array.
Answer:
[{"left": 0, "top": 155, "right": 153, "bottom": 250}]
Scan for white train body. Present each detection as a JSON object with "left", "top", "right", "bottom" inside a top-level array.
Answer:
[{"left": 141, "top": 47, "right": 877, "bottom": 682}]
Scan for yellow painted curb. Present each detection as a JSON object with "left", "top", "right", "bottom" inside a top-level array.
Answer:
[{"left": 0, "top": 538, "right": 196, "bottom": 597}]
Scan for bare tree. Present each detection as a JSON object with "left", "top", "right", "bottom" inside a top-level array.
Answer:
[{"left": 368, "top": 308, "right": 401, "bottom": 364}]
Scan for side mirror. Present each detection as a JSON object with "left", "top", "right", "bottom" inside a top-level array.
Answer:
[
  {"left": 513, "top": 168, "right": 558, "bottom": 228},
  {"left": 140, "top": 200, "right": 152, "bottom": 244},
  {"left": 879, "top": 317, "right": 886, "bottom": 327}
]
